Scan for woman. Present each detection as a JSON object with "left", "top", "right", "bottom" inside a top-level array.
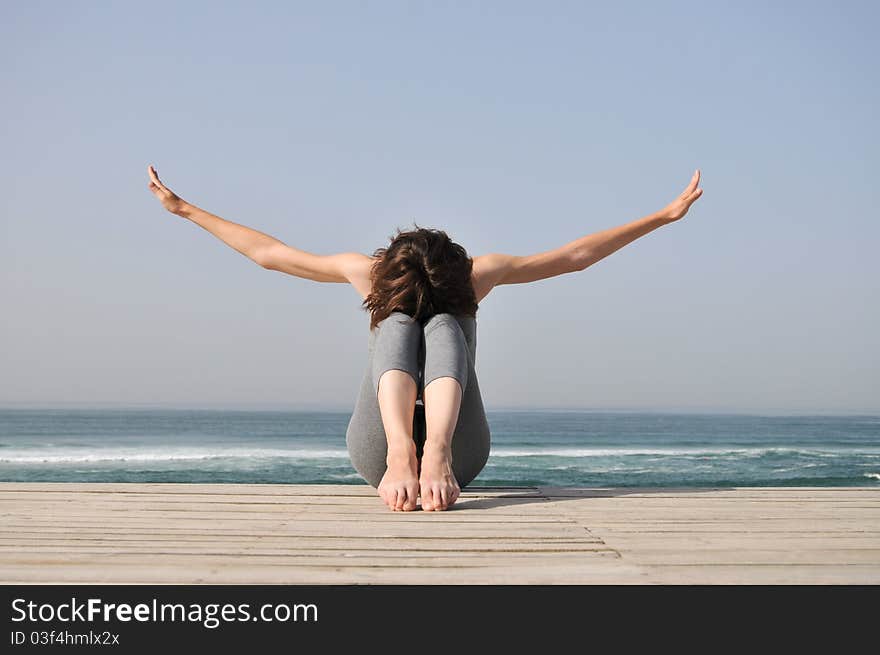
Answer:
[{"left": 147, "top": 165, "right": 703, "bottom": 512}]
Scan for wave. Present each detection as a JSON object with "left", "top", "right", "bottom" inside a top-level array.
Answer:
[
  {"left": 489, "top": 446, "right": 878, "bottom": 458},
  {"left": 327, "top": 472, "right": 364, "bottom": 480},
  {"left": 865, "top": 473, "right": 880, "bottom": 480},
  {"left": 0, "top": 448, "right": 351, "bottom": 464}
]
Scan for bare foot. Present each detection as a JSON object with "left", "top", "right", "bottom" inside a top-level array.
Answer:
[
  {"left": 419, "top": 446, "right": 460, "bottom": 511},
  {"left": 378, "top": 447, "right": 420, "bottom": 511}
]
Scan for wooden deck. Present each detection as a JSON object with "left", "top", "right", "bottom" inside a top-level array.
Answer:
[{"left": 1, "top": 483, "right": 878, "bottom": 584}]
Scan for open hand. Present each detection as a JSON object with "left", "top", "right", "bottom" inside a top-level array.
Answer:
[
  {"left": 661, "top": 169, "right": 703, "bottom": 222},
  {"left": 147, "top": 164, "right": 189, "bottom": 215}
]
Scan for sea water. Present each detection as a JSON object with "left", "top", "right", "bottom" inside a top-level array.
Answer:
[{"left": 0, "top": 409, "right": 878, "bottom": 487}]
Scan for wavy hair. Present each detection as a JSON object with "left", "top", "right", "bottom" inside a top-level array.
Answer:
[{"left": 361, "top": 224, "right": 478, "bottom": 330}]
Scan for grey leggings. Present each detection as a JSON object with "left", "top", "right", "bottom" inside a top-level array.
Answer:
[{"left": 345, "top": 312, "right": 491, "bottom": 488}]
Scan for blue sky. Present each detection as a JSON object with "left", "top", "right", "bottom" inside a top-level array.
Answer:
[{"left": 1, "top": 1, "right": 877, "bottom": 413}]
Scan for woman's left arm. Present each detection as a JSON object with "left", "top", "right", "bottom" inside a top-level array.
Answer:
[
  {"left": 471, "top": 169, "right": 703, "bottom": 300},
  {"left": 566, "top": 172, "right": 703, "bottom": 273}
]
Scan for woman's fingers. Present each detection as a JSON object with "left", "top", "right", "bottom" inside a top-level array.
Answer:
[
  {"left": 683, "top": 169, "right": 700, "bottom": 195},
  {"left": 678, "top": 169, "right": 698, "bottom": 198},
  {"left": 662, "top": 171, "right": 703, "bottom": 222},
  {"left": 679, "top": 187, "right": 703, "bottom": 215},
  {"left": 680, "top": 170, "right": 703, "bottom": 208},
  {"left": 147, "top": 165, "right": 168, "bottom": 193}
]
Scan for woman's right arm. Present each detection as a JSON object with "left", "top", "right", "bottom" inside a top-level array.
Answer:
[
  {"left": 147, "top": 165, "right": 375, "bottom": 298},
  {"left": 471, "top": 169, "right": 703, "bottom": 303}
]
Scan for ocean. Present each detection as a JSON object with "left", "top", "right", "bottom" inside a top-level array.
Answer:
[{"left": 0, "top": 408, "right": 878, "bottom": 487}]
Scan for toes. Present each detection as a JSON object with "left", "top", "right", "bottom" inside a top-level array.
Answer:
[
  {"left": 448, "top": 484, "right": 460, "bottom": 506},
  {"left": 431, "top": 485, "right": 445, "bottom": 511},
  {"left": 420, "top": 485, "right": 434, "bottom": 511},
  {"left": 381, "top": 489, "right": 395, "bottom": 511},
  {"left": 394, "top": 489, "right": 406, "bottom": 511},
  {"left": 403, "top": 484, "right": 419, "bottom": 511},
  {"left": 381, "top": 479, "right": 424, "bottom": 511},
  {"left": 439, "top": 487, "right": 450, "bottom": 510},
  {"left": 449, "top": 487, "right": 460, "bottom": 506}
]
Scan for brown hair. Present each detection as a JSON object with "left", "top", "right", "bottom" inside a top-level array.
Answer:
[{"left": 362, "top": 224, "right": 478, "bottom": 330}]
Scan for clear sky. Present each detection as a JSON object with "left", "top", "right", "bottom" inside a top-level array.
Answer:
[{"left": 2, "top": 1, "right": 877, "bottom": 413}]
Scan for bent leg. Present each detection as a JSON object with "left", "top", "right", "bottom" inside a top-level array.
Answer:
[
  {"left": 420, "top": 313, "right": 476, "bottom": 510},
  {"left": 422, "top": 313, "right": 468, "bottom": 457},
  {"left": 429, "top": 315, "right": 491, "bottom": 489},
  {"left": 372, "top": 312, "right": 423, "bottom": 511}
]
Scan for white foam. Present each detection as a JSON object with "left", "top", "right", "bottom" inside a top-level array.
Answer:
[
  {"left": 491, "top": 447, "right": 714, "bottom": 457},
  {"left": 864, "top": 473, "right": 880, "bottom": 480},
  {"left": 0, "top": 447, "right": 351, "bottom": 464},
  {"left": 488, "top": 446, "right": 866, "bottom": 458}
]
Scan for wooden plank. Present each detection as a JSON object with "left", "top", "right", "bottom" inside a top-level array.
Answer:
[
  {"left": 0, "top": 483, "right": 541, "bottom": 497},
  {"left": 0, "top": 539, "right": 610, "bottom": 553},
  {"left": 0, "top": 551, "right": 620, "bottom": 566},
  {"left": 641, "top": 564, "right": 880, "bottom": 585},
  {"left": 601, "top": 549, "right": 880, "bottom": 565},
  {"left": 538, "top": 535, "right": 880, "bottom": 549},
  {"left": 0, "top": 522, "right": 589, "bottom": 539},
  {"left": 538, "top": 486, "right": 880, "bottom": 497},
  {"left": 0, "top": 563, "right": 650, "bottom": 585},
  {"left": 566, "top": 524, "right": 880, "bottom": 534},
  {"left": 544, "top": 509, "right": 880, "bottom": 519}
]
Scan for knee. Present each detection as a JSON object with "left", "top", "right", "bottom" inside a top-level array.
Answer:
[
  {"left": 390, "top": 310, "right": 419, "bottom": 323},
  {"left": 424, "top": 312, "right": 455, "bottom": 324},
  {"left": 423, "top": 312, "right": 463, "bottom": 336},
  {"left": 376, "top": 311, "right": 416, "bottom": 331}
]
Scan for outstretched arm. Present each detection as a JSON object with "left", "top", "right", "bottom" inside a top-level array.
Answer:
[
  {"left": 147, "top": 165, "right": 374, "bottom": 296},
  {"left": 471, "top": 169, "right": 704, "bottom": 302}
]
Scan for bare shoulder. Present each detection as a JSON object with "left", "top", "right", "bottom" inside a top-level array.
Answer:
[
  {"left": 329, "top": 252, "right": 376, "bottom": 301},
  {"left": 471, "top": 253, "right": 519, "bottom": 303}
]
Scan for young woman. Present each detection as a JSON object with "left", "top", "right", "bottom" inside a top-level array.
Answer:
[{"left": 147, "top": 165, "right": 703, "bottom": 512}]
